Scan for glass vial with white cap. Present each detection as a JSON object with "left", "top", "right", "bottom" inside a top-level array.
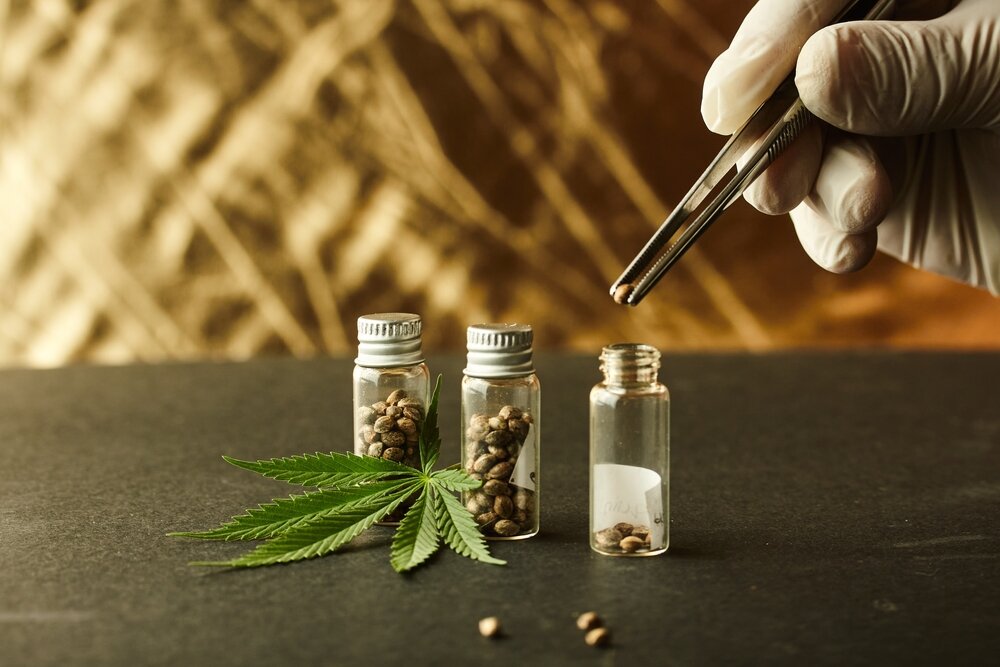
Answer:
[
  {"left": 589, "top": 344, "right": 669, "bottom": 556},
  {"left": 461, "top": 324, "right": 540, "bottom": 540},
  {"left": 353, "top": 313, "right": 430, "bottom": 471}
]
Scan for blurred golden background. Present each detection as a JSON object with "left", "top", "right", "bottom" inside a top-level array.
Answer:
[{"left": 1, "top": 0, "right": 997, "bottom": 366}]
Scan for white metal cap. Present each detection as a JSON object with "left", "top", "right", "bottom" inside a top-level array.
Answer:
[
  {"left": 464, "top": 323, "right": 534, "bottom": 378},
  {"left": 355, "top": 313, "right": 424, "bottom": 368}
]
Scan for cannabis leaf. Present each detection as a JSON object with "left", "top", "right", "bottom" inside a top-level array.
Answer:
[{"left": 170, "top": 375, "right": 505, "bottom": 572}]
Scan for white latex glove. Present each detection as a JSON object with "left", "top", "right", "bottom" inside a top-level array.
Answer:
[{"left": 702, "top": 0, "right": 1000, "bottom": 294}]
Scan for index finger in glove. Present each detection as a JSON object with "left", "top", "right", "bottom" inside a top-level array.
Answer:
[{"left": 702, "top": 0, "right": 850, "bottom": 135}]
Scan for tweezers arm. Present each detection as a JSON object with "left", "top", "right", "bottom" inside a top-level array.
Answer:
[
  {"left": 611, "top": 0, "right": 896, "bottom": 306},
  {"left": 625, "top": 99, "right": 814, "bottom": 304},
  {"left": 611, "top": 76, "right": 802, "bottom": 296}
]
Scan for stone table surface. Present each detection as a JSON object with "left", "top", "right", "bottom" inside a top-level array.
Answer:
[{"left": 1, "top": 352, "right": 999, "bottom": 666}]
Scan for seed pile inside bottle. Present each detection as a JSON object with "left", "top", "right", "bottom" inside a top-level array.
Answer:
[
  {"left": 462, "top": 405, "right": 535, "bottom": 537},
  {"left": 593, "top": 522, "right": 652, "bottom": 553},
  {"left": 356, "top": 389, "right": 423, "bottom": 469}
]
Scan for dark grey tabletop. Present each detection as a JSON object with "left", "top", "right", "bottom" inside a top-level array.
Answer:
[{"left": 2, "top": 352, "right": 999, "bottom": 666}]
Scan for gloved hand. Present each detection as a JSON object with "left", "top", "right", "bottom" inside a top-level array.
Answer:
[{"left": 701, "top": 0, "right": 1000, "bottom": 294}]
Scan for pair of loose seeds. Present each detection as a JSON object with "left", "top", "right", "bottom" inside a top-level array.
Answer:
[
  {"left": 477, "top": 613, "right": 610, "bottom": 647},
  {"left": 577, "top": 612, "right": 610, "bottom": 647}
]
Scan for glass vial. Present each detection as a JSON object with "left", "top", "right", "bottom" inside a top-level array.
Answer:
[
  {"left": 589, "top": 344, "right": 669, "bottom": 556},
  {"left": 353, "top": 313, "right": 430, "bottom": 470},
  {"left": 461, "top": 324, "right": 540, "bottom": 540}
]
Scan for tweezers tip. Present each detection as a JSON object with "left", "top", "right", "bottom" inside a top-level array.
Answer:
[{"left": 612, "top": 283, "right": 635, "bottom": 305}]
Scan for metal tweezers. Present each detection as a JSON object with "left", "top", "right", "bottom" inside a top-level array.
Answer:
[{"left": 611, "top": 0, "right": 895, "bottom": 306}]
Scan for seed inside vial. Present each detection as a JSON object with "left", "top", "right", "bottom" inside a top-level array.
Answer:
[{"left": 620, "top": 536, "right": 644, "bottom": 553}]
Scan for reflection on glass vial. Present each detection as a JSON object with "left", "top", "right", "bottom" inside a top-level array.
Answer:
[
  {"left": 461, "top": 324, "right": 540, "bottom": 540},
  {"left": 589, "top": 344, "right": 669, "bottom": 556},
  {"left": 353, "top": 313, "right": 430, "bottom": 471}
]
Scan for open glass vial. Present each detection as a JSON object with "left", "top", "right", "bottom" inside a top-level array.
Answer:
[
  {"left": 589, "top": 344, "right": 669, "bottom": 556},
  {"left": 353, "top": 313, "right": 430, "bottom": 470},
  {"left": 461, "top": 324, "right": 540, "bottom": 540}
]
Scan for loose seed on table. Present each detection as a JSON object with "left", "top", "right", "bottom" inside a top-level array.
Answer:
[
  {"left": 585, "top": 627, "right": 610, "bottom": 647},
  {"left": 576, "top": 611, "right": 602, "bottom": 631},
  {"left": 478, "top": 616, "right": 502, "bottom": 638}
]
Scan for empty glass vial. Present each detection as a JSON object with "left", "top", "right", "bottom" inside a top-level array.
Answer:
[
  {"left": 461, "top": 324, "right": 540, "bottom": 540},
  {"left": 353, "top": 313, "right": 430, "bottom": 470},
  {"left": 589, "top": 344, "right": 669, "bottom": 556}
]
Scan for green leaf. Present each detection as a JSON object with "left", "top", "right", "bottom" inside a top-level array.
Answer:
[
  {"left": 168, "top": 480, "right": 409, "bottom": 541},
  {"left": 432, "top": 482, "right": 505, "bottom": 566},
  {"left": 177, "top": 376, "right": 506, "bottom": 573},
  {"left": 419, "top": 375, "right": 442, "bottom": 474},
  {"left": 389, "top": 487, "right": 441, "bottom": 572},
  {"left": 430, "top": 467, "right": 483, "bottom": 493},
  {"left": 197, "top": 483, "right": 420, "bottom": 568},
  {"left": 223, "top": 451, "right": 420, "bottom": 488}
]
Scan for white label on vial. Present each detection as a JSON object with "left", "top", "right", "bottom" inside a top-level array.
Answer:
[
  {"left": 509, "top": 424, "right": 536, "bottom": 491},
  {"left": 593, "top": 463, "right": 664, "bottom": 546}
]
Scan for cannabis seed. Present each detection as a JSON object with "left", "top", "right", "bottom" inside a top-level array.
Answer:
[
  {"left": 382, "top": 447, "right": 404, "bottom": 462},
  {"left": 386, "top": 389, "right": 408, "bottom": 405},
  {"left": 373, "top": 416, "right": 395, "bottom": 433},
  {"left": 576, "top": 611, "right": 602, "bottom": 631},
  {"left": 594, "top": 528, "right": 623, "bottom": 548},
  {"left": 513, "top": 489, "right": 533, "bottom": 510},
  {"left": 493, "top": 494, "right": 514, "bottom": 519},
  {"left": 487, "top": 443, "right": 509, "bottom": 459},
  {"left": 466, "top": 494, "right": 491, "bottom": 515},
  {"left": 498, "top": 405, "right": 522, "bottom": 421},
  {"left": 358, "top": 406, "right": 376, "bottom": 425},
  {"left": 475, "top": 511, "right": 497, "bottom": 526},
  {"left": 620, "top": 536, "right": 644, "bottom": 553},
  {"left": 482, "top": 480, "right": 508, "bottom": 496},
  {"left": 630, "top": 525, "right": 650, "bottom": 541},
  {"left": 614, "top": 522, "right": 634, "bottom": 537},
  {"left": 493, "top": 519, "right": 520, "bottom": 536},
  {"left": 381, "top": 430, "right": 405, "bottom": 448},
  {"left": 508, "top": 419, "right": 529, "bottom": 441},
  {"left": 478, "top": 616, "right": 501, "bottom": 638},
  {"left": 485, "top": 461, "right": 514, "bottom": 480},
  {"left": 396, "top": 417, "right": 418, "bottom": 435},
  {"left": 585, "top": 627, "right": 610, "bottom": 647},
  {"left": 473, "top": 454, "right": 497, "bottom": 474},
  {"left": 484, "top": 430, "right": 512, "bottom": 447}
]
